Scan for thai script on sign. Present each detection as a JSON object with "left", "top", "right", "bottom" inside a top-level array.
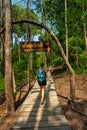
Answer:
[{"left": 20, "top": 41, "right": 51, "bottom": 52}]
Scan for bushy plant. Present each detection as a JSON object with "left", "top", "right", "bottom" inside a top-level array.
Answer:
[
  {"left": 52, "top": 56, "right": 63, "bottom": 66},
  {"left": 78, "top": 51, "right": 87, "bottom": 69}
]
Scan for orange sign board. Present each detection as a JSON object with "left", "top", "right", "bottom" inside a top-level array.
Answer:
[{"left": 20, "top": 41, "right": 51, "bottom": 52}]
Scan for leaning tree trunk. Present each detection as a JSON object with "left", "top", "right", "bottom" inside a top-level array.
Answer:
[
  {"left": 5, "top": 0, "right": 14, "bottom": 114},
  {"left": 48, "top": 28, "right": 75, "bottom": 102}
]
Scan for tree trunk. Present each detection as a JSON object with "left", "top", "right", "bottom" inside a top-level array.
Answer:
[
  {"left": 82, "top": 6, "right": 87, "bottom": 51},
  {"left": 0, "top": 0, "right": 3, "bottom": 60},
  {"left": 13, "top": 70, "right": 16, "bottom": 93},
  {"left": 0, "top": 0, "right": 5, "bottom": 63},
  {"left": 65, "top": 0, "right": 68, "bottom": 60},
  {"left": 5, "top": 0, "right": 14, "bottom": 114},
  {"left": 75, "top": 39, "right": 79, "bottom": 67},
  {"left": 83, "top": 23, "right": 87, "bottom": 51},
  {"left": 41, "top": 0, "right": 47, "bottom": 70},
  {"left": 26, "top": 0, "right": 32, "bottom": 90},
  {"left": 18, "top": 42, "right": 21, "bottom": 62}
]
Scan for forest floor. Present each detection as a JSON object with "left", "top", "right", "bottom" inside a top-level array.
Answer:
[
  {"left": 52, "top": 69, "right": 87, "bottom": 130},
  {"left": 0, "top": 69, "right": 87, "bottom": 130}
]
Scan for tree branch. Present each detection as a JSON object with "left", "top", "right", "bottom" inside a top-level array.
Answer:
[{"left": 57, "top": 94, "right": 87, "bottom": 118}]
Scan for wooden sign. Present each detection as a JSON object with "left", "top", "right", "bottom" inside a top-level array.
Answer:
[{"left": 20, "top": 41, "right": 51, "bottom": 52}]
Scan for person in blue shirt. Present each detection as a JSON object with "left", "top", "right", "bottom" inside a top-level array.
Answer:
[{"left": 37, "top": 62, "right": 47, "bottom": 105}]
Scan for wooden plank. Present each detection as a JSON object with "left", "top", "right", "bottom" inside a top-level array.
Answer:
[
  {"left": 18, "top": 109, "right": 62, "bottom": 117},
  {"left": 26, "top": 97, "right": 58, "bottom": 101},
  {"left": 33, "top": 126, "right": 71, "bottom": 130},
  {"left": 23, "top": 99, "right": 59, "bottom": 104},
  {"left": 22, "top": 100, "right": 60, "bottom": 105},
  {"left": 13, "top": 121, "right": 70, "bottom": 129},
  {"left": 13, "top": 126, "right": 71, "bottom": 130},
  {"left": 20, "top": 106, "right": 61, "bottom": 112},
  {"left": 15, "top": 115, "right": 68, "bottom": 123}
]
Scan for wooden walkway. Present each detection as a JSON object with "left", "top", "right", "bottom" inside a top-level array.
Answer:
[{"left": 12, "top": 71, "right": 71, "bottom": 130}]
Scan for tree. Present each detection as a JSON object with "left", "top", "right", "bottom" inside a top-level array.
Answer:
[
  {"left": 26, "top": 0, "right": 32, "bottom": 90},
  {"left": 40, "top": 0, "right": 47, "bottom": 70},
  {"left": 0, "top": 0, "right": 5, "bottom": 63},
  {"left": 65, "top": 0, "right": 68, "bottom": 60},
  {"left": 82, "top": 6, "right": 87, "bottom": 51},
  {"left": 13, "top": 19, "right": 76, "bottom": 102},
  {"left": 5, "top": 0, "right": 14, "bottom": 114}
]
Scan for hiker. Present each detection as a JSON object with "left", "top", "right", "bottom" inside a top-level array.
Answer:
[{"left": 37, "top": 62, "right": 47, "bottom": 105}]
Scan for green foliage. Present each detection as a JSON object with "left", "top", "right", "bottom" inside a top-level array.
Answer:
[
  {"left": 13, "top": 45, "right": 19, "bottom": 62},
  {"left": 67, "top": 37, "right": 83, "bottom": 67},
  {"left": 0, "top": 79, "right": 5, "bottom": 93},
  {"left": 13, "top": 57, "right": 28, "bottom": 85},
  {"left": 9, "top": 1, "right": 87, "bottom": 77},
  {"left": 13, "top": 45, "right": 45, "bottom": 85},
  {"left": 0, "top": 72, "right": 3, "bottom": 79},
  {"left": 78, "top": 51, "right": 87, "bottom": 69},
  {"left": 0, "top": 71, "right": 4, "bottom": 93},
  {"left": 53, "top": 56, "right": 63, "bottom": 66},
  {"left": 69, "top": 0, "right": 87, "bottom": 5},
  {"left": 46, "top": 52, "right": 53, "bottom": 66},
  {"left": 13, "top": 44, "right": 27, "bottom": 85},
  {"left": 12, "top": 5, "right": 38, "bottom": 21},
  {"left": 75, "top": 66, "right": 87, "bottom": 74},
  {"left": 13, "top": 89, "right": 17, "bottom": 97},
  {"left": 0, "top": 61, "right": 4, "bottom": 93},
  {"left": 11, "top": 0, "right": 87, "bottom": 81},
  {"left": 12, "top": 5, "right": 40, "bottom": 38},
  {"left": 51, "top": 40, "right": 62, "bottom": 65},
  {"left": 30, "top": 69, "right": 36, "bottom": 79}
]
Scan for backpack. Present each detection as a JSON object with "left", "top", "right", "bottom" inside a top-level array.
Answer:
[{"left": 37, "top": 68, "right": 46, "bottom": 83}]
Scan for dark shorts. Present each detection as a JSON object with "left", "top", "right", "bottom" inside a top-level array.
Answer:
[{"left": 38, "top": 79, "right": 46, "bottom": 86}]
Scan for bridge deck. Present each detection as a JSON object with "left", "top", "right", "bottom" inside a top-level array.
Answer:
[{"left": 12, "top": 72, "right": 71, "bottom": 130}]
